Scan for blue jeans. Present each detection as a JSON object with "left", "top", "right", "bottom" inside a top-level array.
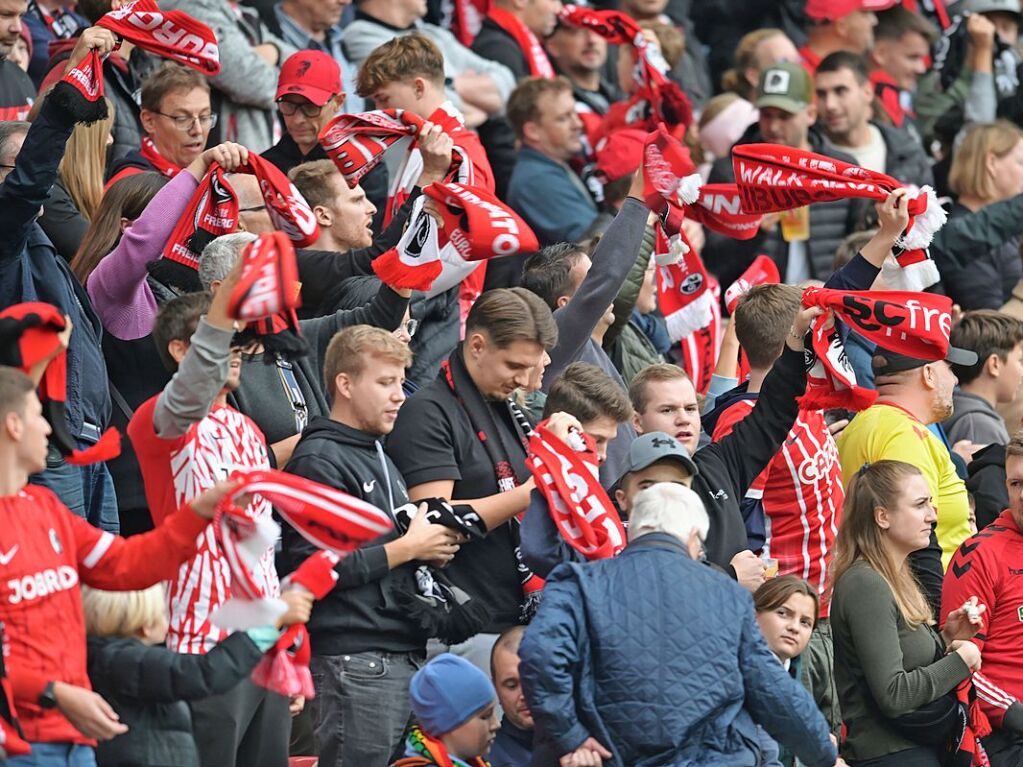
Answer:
[
  {"left": 6, "top": 742, "right": 97, "bottom": 767},
  {"left": 309, "top": 650, "right": 424, "bottom": 767},
  {"left": 31, "top": 444, "right": 119, "bottom": 533}
]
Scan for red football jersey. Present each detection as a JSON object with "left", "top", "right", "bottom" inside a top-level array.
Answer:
[
  {"left": 129, "top": 399, "right": 278, "bottom": 655},
  {"left": 0, "top": 485, "right": 207, "bottom": 743},
  {"left": 942, "top": 510, "right": 1023, "bottom": 729},
  {"left": 713, "top": 401, "right": 843, "bottom": 616}
]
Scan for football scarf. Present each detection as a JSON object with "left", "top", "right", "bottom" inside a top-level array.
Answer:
[
  {"left": 227, "top": 231, "right": 304, "bottom": 353},
  {"left": 0, "top": 303, "right": 121, "bottom": 466},
  {"left": 251, "top": 550, "right": 340, "bottom": 699},
  {"left": 528, "top": 423, "right": 626, "bottom": 561},
  {"left": 441, "top": 349, "right": 544, "bottom": 617},
  {"left": 560, "top": 4, "right": 691, "bottom": 129},
  {"left": 60, "top": 0, "right": 219, "bottom": 120},
  {"left": 686, "top": 184, "right": 764, "bottom": 241},
  {"left": 399, "top": 725, "right": 490, "bottom": 767},
  {"left": 373, "top": 182, "right": 539, "bottom": 291},
  {"left": 642, "top": 124, "right": 702, "bottom": 235},
  {"left": 444, "top": 0, "right": 487, "bottom": 46},
  {"left": 139, "top": 137, "right": 180, "bottom": 178},
  {"left": 319, "top": 107, "right": 464, "bottom": 189},
  {"left": 162, "top": 155, "right": 318, "bottom": 270},
  {"left": 799, "top": 287, "right": 955, "bottom": 411},
  {"left": 732, "top": 144, "right": 944, "bottom": 290},
  {"left": 725, "top": 255, "right": 780, "bottom": 314},
  {"left": 678, "top": 278, "right": 722, "bottom": 395},
  {"left": 654, "top": 220, "right": 715, "bottom": 345},
  {"left": 486, "top": 6, "right": 555, "bottom": 78}
]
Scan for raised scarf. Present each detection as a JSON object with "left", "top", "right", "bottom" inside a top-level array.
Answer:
[
  {"left": 732, "top": 143, "right": 944, "bottom": 291},
  {"left": 560, "top": 4, "right": 691, "bottom": 129},
  {"left": 402, "top": 725, "right": 490, "bottom": 767},
  {"left": 486, "top": 6, "right": 555, "bottom": 78},
  {"left": 227, "top": 231, "right": 304, "bottom": 354},
  {"left": 373, "top": 182, "right": 539, "bottom": 292},
  {"left": 251, "top": 550, "right": 340, "bottom": 699},
  {"left": 0, "top": 303, "right": 120, "bottom": 465},
  {"left": 60, "top": 0, "right": 219, "bottom": 119},
  {"left": 725, "top": 255, "right": 780, "bottom": 382},
  {"left": 162, "top": 155, "right": 318, "bottom": 270},
  {"left": 319, "top": 107, "right": 464, "bottom": 189},
  {"left": 441, "top": 350, "right": 544, "bottom": 617},
  {"left": 528, "top": 424, "right": 626, "bottom": 561},
  {"left": 799, "top": 287, "right": 954, "bottom": 411}
]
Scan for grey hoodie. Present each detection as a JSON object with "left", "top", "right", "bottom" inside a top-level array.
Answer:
[{"left": 945, "top": 390, "right": 1010, "bottom": 446}]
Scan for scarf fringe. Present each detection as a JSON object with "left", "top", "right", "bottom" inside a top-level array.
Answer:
[
  {"left": 898, "top": 186, "right": 947, "bottom": 251},
  {"left": 677, "top": 172, "right": 702, "bottom": 205},
  {"left": 883, "top": 254, "right": 942, "bottom": 292},
  {"left": 664, "top": 290, "right": 715, "bottom": 342}
]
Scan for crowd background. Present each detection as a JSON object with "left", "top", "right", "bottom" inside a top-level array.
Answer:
[{"left": 2, "top": 0, "right": 1023, "bottom": 766}]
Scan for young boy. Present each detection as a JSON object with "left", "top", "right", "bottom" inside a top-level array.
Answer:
[
  {"left": 394, "top": 654, "right": 500, "bottom": 767},
  {"left": 944, "top": 310, "right": 1023, "bottom": 446}
]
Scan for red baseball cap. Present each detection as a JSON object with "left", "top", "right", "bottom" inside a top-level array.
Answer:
[
  {"left": 276, "top": 51, "right": 343, "bottom": 106},
  {"left": 595, "top": 129, "right": 647, "bottom": 183},
  {"left": 804, "top": 0, "right": 897, "bottom": 21}
]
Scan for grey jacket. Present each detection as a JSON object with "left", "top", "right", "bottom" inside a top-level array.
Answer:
[
  {"left": 160, "top": 0, "right": 296, "bottom": 153},
  {"left": 945, "top": 391, "right": 1010, "bottom": 446}
]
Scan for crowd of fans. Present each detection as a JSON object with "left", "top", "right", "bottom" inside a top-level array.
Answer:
[{"left": 3, "top": 0, "right": 1023, "bottom": 765}]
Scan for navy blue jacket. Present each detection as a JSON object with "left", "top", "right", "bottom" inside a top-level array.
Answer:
[
  {"left": 507, "top": 146, "right": 598, "bottom": 246},
  {"left": 518, "top": 533, "right": 837, "bottom": 767},
  {"left": 0, "top": 91, "right": 111, "bottom": 437}
]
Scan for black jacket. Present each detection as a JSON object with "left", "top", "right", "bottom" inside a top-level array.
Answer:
[
  {"left": 967, "top": 443, "right": 1007, "bottom": 532},
  {"left": 283, "top": 417, "right": 424, "bottom": 655},
  {"left": 87, "top": 633, "right": 263, "bottom": 767},
  {"left": 876, "top": 121, "right": 934, "bottom": 190},
  {"left": 471, "top": 18, "right": 530, "bottom": 80},
  {"left": 705, "top": 125, "right": 869, "bottom": 290}
]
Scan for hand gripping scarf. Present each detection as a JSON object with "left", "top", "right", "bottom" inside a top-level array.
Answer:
[
  {"left": 59, "top": 0, "right": 219, "bottom": 122},
  {"left": 732, "top": 144, "right": 945, "bottom": 291},
  {"left": 163, "top": 155, "right": 319, "bottom": 270},
  {"left": 319, "top": 108, "right": 464, "bottom": 189},
  {"left": 560, "top": 4, "right": 691, "bottom": 129},
  {"left": 799, "top": 287, "right": 954, "bottom": 411},
  {"left": 0, "top": 303, "right": 120, "bottom": 465},
  {"left": 372, "top": 182, "right": 539, "bottom": 292},
  {"left": 486, "top": 6, "right": 555, "bottom": 78},
  {"left": 251, "top": 550, "right": 340, "bottom": 699},
  {"left": 527, "top": 424, "right": 626, "bottom": 561},
  {"left": 642, "top": 124, "right": 703, "bottom": 236}
]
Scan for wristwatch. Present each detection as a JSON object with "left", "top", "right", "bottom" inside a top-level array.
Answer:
[{"left": 37, "top": 681, "right": 58, "bottom": 710}]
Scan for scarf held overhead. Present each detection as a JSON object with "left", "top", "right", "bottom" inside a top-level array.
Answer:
[
  {"left": 799, "top": 287, "right": 954, "bottom": 411},
  {"left": 162, "top": 155, "right": 319, "bottom": 270}
]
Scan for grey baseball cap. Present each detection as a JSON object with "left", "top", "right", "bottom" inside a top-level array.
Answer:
[
  {"left": 958, "top": 0, "right": 1021, "bottom": 15},
  {"left": 620, "top": 432, "right": 699, "bottom": 479},
  {"left": 872, "top": 345, "right": 979, "bottom": 377}
]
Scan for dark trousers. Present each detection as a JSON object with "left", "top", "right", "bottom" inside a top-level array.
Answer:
[
  {"left": 32, "top": 444, "right": 118, "bottom": 532},
  {"left": 984, "top": 729, "right": 1023, "bottom": 767},
  {"left": 190, "top": 677, "right": 290, "bottom": 767},
  {"left": 851, "top": 746, "right": 943, "bottom": 767},
  {"left": 309, "top": 649, "right": 423, "bottom": 767}
]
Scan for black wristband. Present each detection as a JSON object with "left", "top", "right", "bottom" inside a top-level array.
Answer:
[{"left": 37, "top": 681, "right": 58, "bottom": 710}]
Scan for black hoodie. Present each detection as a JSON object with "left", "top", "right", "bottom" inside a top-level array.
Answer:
[
  {"left": 967, "top": 443, "right": 1007, "bottom": 533},
  {"left": 283, "top": 416, "right": 424, "bottom": 655}
]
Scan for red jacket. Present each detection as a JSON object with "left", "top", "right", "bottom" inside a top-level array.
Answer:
[{"left": 0, "top": 485, "right": 209, "bottom": 744}]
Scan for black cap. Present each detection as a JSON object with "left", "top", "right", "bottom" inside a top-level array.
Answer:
[{"left": 872, "top": 345, "right": 979, "bottom": 377}]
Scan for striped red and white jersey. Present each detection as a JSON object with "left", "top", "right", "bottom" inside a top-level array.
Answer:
[
  {"left": 130, "top": 400, "right": 278, "bottom": 654},
  {"left": 713, "top": 403, "right": 843, "bottom": 616}
]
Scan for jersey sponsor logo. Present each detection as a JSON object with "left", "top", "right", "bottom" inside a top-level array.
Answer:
[
  {"left": 6, "top": 566, "right": 78, "bottom": 604},
  {"left": 48, "top": 529, "right": 62, "bottom": 555},
  {"left": 0, "top": 546, "right": 18, "bottom": 565}
]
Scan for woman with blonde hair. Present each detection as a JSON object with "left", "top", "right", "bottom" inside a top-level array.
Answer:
[
  {"left": 721, "top": 28, "right": 800, "bottom": 101},
  {"left": 33, "top": 87, "right": 115, "bottom": 261},
  {"left": 830, "top": 460, "right": 985, "bottom": 766},
  {"left": 936, "top": 120, "right": 1023, "bottom": 310}
]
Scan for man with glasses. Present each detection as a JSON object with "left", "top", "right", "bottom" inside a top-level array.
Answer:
[
  {"left": 262, "top": 51, "right": 345, "bottom": 175},
  {"left": 106, "top": 63, "right": 215, "bottom": 187}
]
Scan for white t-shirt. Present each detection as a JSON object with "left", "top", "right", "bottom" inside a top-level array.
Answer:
[{"left": 833, "top": 124, "right": 888, "bottom": 174}]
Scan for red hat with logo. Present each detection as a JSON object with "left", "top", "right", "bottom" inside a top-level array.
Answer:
[
  {"left": 276, "top": 50, "right": 342, "bottom": 106},
  {"left": 804, "top": 0, "right": 897, "bottom": 20}
]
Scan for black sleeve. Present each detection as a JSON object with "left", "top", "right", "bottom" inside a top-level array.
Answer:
[
  {"left": 87, "top": 634, "right": 263, "bottom": 703},
  {"left": 387, "top": 395, "right": 463, "bottom": 489},
  {"left": 38, "top": 181, "right": 89, "bottom": 262},
  {"left": 299, "top": 285, "right": 410, "bottom": 362},
  {"left": 910, "top": 530, "right": 945, "bottom": 620},
  {"left": 704, "top": 346, "right": 805, "bottom": 498}
]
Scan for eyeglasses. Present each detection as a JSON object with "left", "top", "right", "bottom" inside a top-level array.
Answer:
[
  {"left": 277, "top": 99, "right": 330, "bottom": 118},
  {"left": 152, "top": 111, "right": 218, "bottom": 131},
  {"left": 396, "top": 318, "right": 419, "bottom": 338}
]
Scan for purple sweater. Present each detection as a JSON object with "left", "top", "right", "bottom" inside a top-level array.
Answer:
[{"left": 86, "top": 171, "right": 199, "bottom": 341}]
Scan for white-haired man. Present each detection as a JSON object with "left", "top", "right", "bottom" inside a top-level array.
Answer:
[{"left": 518, "top": 482, "right": 843, "bottom": 767}]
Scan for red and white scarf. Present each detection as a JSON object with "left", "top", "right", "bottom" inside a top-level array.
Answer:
[
  {"left": 228, "top": 231, "right": 303, "bottom": 345},
  {"left": 527, "top": 424, "right": 626, "bottom": 561},
  {"left": 139, "top": 137, "right": 181, "bottom": 177},
  {"left": 444, "top": 0, "right": 487, "bottom": 46},
  {"left": 373, "top": 182, "right": 538, "bottom": 291},
  {"left": 732, "top": 144, "right": 944, "bottom": 291},
  {"left": 162, "top": 155, "right": 318, "bottom": 270},
  {"left": 687, "top": 184, "right": 764, "bottom": 241},
  {"left": 486, "top": 6, "right": 555, "bottom": 78},
  {"left": 251, "top": 550, "right": 340, "bottom": 699},
  {"left": 725, "top": 255, "right": 780, "bottom": 382},
  {"left": 560, "top": 4, "right": 691, "bottom": 130},
  {"left": 799, "top": 287, "right": 954, "bottom": 410},
  {"left": 62, "top": 0, "right": 219, "bottom": 107}
]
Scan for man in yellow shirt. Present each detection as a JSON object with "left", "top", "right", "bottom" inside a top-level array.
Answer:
[{"left": 838, "top": 345, "right": 978, "bottom": 615}]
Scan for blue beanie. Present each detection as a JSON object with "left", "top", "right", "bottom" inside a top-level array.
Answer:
[{"left": 409, "top": 654, "right": 496, "bottom": 736}]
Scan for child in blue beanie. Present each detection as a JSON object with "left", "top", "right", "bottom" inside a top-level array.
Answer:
[{"left": 393, "top": 653, "right": 500, "bottom": 767}]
